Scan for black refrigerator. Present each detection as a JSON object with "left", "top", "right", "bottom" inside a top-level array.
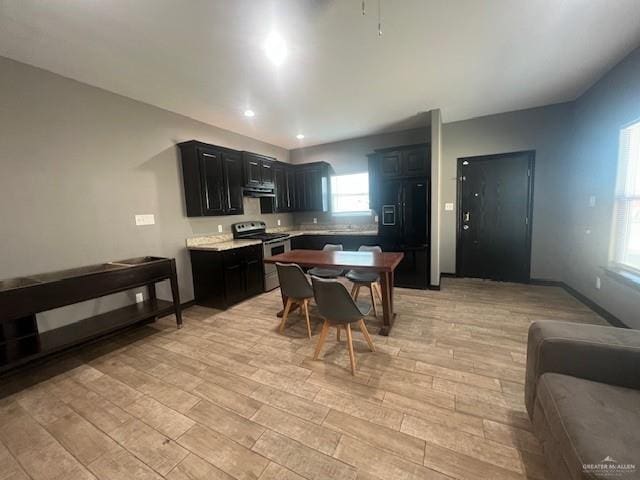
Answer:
[{"left": 378, "top": 179, "right": 430, "bottom": 288}]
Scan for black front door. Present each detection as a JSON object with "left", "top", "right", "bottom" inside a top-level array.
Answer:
[{"left": 457, "top": 151, "right": 534, "bottom": 282}]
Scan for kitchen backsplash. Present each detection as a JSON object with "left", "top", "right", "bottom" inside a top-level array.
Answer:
[
  {"left": 187, "top": 197, "right": 295, "bottom": 236},
  {"left": 292, "top": 210, "right": 377, "bottom": 226}
]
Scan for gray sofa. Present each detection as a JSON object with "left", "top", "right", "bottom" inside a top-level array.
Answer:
[{"left": 525, "top": 320, "right": 640, "bottom": 479}]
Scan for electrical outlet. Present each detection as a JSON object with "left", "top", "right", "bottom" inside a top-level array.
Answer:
[
  {"left": 313, "top": 218, "right": 317, "bottom": 224},
  {"left": 374, "top": 215, "right": 379, "bottom": 223},
  {"left": 217, "top": 225, "right": 223, "bottom": 233},
  {"left": 444, "top": 202, "right": 454, "bottom": 211},
  {"left": 135, "top": 214, "right": 155, "bottom": 226},
  {"left": 277, "top": 219, "right": 281, "bottom": 226},
  {"left": 595, "top": 276, "right": 601, "bottom": 290},
  {"left": 135, "top": 292, "right": 144, "bottom": 303},
  {"left": 589, "top": 195, "right": 596, "bottom": 207}
]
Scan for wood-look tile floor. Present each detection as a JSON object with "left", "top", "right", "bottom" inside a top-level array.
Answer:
[{"left": 0, "top": 278, "right": 606, "bottom": 480}]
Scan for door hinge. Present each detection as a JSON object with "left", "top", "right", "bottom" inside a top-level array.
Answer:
[
  {"left": 459, "top": 175, "right": 466, "bottom": 181},
  {"left": 525, "top": 217, "right": 529, "bottom": 225},
  {"left": 527, "top": 169, "right": 531, "bottom": 177}
]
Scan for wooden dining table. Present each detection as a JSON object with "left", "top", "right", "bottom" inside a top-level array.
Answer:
[{"left": 263, "top": 249, "right": 404, "bottom": 336}]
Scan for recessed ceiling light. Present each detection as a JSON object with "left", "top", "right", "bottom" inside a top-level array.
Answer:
[
  {"left": 244, "top": 109, "right": 255, "bottom": 117},
  {"left": 264, "top": 31, "right": 288, "bottom": 66},
  {"left": 296, "top": 134, "right": 305, "bottom": 140}
]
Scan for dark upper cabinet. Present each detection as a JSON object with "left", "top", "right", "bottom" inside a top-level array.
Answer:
[
  {"left": 304, "top": 166, "right": 323, "bottom": 211},
  {"left": 261, "top": 159, "right": 275, "bottom": 187},
  {"left": 376, "top": 144, "right": 430, "bottom": 180},
  {"left": 242, "top": 151, "right": 276, "bottom": 189},
  {"left": 260, "top": 161, "right": 331, "bottom": 214},
  {"left": 244, "top": 155, "right": 262, "bottom": 186},
  {"left": 199, "top": 148, "right": 225, "bottom": 216},
  {"left": 380, "top": 151, "right": 403, "bottom": 178},
  {"left": 403, "top": 148, "right": 429, "bottom": 176},
  {"left": 296, "top": 162, "right": 331, "bottom": 212},
  {"left": 294, "top": 168, "right": 307, "bottom": 211},
  {"left": 178, "top": 140, "right": 245, "bottom": 217},
  {"left": 260, "top": 161, "right": 296, "bottom": 213},
  {"left": 221, "top": 151, "right": 244, "bottom": 215},
  {"left": 285, "top": 166, "right": 296, "bottom": 210}
]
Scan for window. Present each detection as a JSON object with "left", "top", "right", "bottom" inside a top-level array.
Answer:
[
  {"left": 330, "top": 172, "right": 370, "bottom": 215},
  {"left": 612, "top": 120, "right": 640, "bottom": 272}
]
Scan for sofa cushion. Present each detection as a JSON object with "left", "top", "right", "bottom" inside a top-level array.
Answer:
[
  {"left": 525, "top": 320, "right": 640, "bottom": 416},
  {"left": 535, "top": 372, "right": 640, "bottom": 479}
]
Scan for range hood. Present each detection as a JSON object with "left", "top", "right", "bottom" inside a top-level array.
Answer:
[{"left": 243, "top": 186, "right": 275, "bottom": 198}]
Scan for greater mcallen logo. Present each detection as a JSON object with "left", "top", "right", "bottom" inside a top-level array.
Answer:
[{"left": 583, "top": 457, "right": 637, "bottom": 477}]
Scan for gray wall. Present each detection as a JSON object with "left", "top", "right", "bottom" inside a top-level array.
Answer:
[
  {"left": 441, "top": 103, "right": 575, "bottom": 280},
  {"left": 290, "top": 127, "right": 428, "bottom": 225},
  {"left": 562, "top": 47, "right": 640, "bottom": 329},
  {"left": 0, "top": 57, "right": 292, "bottom": 330}
]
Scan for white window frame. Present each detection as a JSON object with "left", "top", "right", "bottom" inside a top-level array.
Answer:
[
  {"left": 330, "top": 172, "right": 371, "bottom": 216},
  {"left": 610, "top": 118, "right": 640, "bottom": 275}
]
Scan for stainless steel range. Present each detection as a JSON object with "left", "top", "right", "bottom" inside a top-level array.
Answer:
[{"left": 231, "top": 221, "right": 290, "bottom": 291}]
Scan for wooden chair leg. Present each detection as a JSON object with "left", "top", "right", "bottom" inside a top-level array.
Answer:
[
  {"left": 354, "top": 285, "right": 361, "bottom": 301},
  {"left": 279, "top": 298, "right": 293, "bottom": 334},
  {"left": 350, "top": 284, "right": 358, "bottom": 297},
  {"left": 302, "top": 299, "right": 312, "bottom": 339},
  {"left": 313, "top": 320, "right": 330, "bottom": 360},
  {"left": 345, "top": 323, "right": 357, "bottom": 375},
  {"left": 373, "top": 282, "right": 383, "bottom": 303},
  {"left": 336, "top": 325, "right": 341, "bottom": 342},
  {"left": 359, "top": 319, "right": 376, "bottom": 352},
  {"left": 369, "top": 285, "right": 378, "bottom": 317}
]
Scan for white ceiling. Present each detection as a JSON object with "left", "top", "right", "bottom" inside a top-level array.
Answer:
[{"left": 1, "top": 1, "right": 639, "bottom": 149}]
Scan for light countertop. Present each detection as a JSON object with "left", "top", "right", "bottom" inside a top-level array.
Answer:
[{"left": 186, "top": 227, "right": 379, "bottom": 252}]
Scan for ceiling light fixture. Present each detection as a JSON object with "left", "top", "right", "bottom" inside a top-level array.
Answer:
[
  {"left": 263, "top": 31, "right": 288, "bottom": 66},
  {"left": 244, "top": 109, "right": 255, "bottom": 117},
  {"left": 296, "top": 134, "right": 305, "bottom": 140}
]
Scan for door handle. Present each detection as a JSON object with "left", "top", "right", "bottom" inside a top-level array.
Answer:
[{"left": 463, "top": 225, "right": 469, "bottom": 230}]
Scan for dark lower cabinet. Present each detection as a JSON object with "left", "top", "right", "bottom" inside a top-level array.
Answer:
[
  {"left": 190, "top": 245, "right": 263, "bottom": 309},
  {"left": 395, "top": 246, "right": 430, "bottom": 289}
]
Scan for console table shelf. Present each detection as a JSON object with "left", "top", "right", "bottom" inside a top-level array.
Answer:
[{"left": 0, "top": 256, "right": 182, "bottom": 373}]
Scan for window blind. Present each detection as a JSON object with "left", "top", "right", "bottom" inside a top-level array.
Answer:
[{"left": 613, "top": 121, "right": 640, "bottom": 272}]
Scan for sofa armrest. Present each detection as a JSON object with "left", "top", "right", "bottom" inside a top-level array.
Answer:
[{"left": 525, "top": 320, "right": 640, "bottom": 417}]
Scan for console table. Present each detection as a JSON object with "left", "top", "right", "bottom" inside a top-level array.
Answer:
[{"left": 0, "top": 256, "right": 182, "bottom": 373}]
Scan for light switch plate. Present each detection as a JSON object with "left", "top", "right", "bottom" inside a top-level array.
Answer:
[
  {"left": 277, "top": 219, "right": 281, "bottom": 226},
  {"left": 135, "top": 214, "right": 155, "bottom": 226},
  {"left": 135, "top": 292, "right": 144, "bottom": 303},
  {"left": 589, "top": 195, "right": 596, "bottom": 207},
  {"left": 444, "top": 202, "right": 454, "bottom": 211},
  {"left": 595, "top": 276, "right": 601, "bottom": 290},
  {"left": 374, "top": 215, "right": 379, "bottom": 223},
  {"left": 313, "top": 218, "right": 317, "bottom": 224},
  {"left": 217, "top": 225, "right": 223, "bottom": 233}
]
